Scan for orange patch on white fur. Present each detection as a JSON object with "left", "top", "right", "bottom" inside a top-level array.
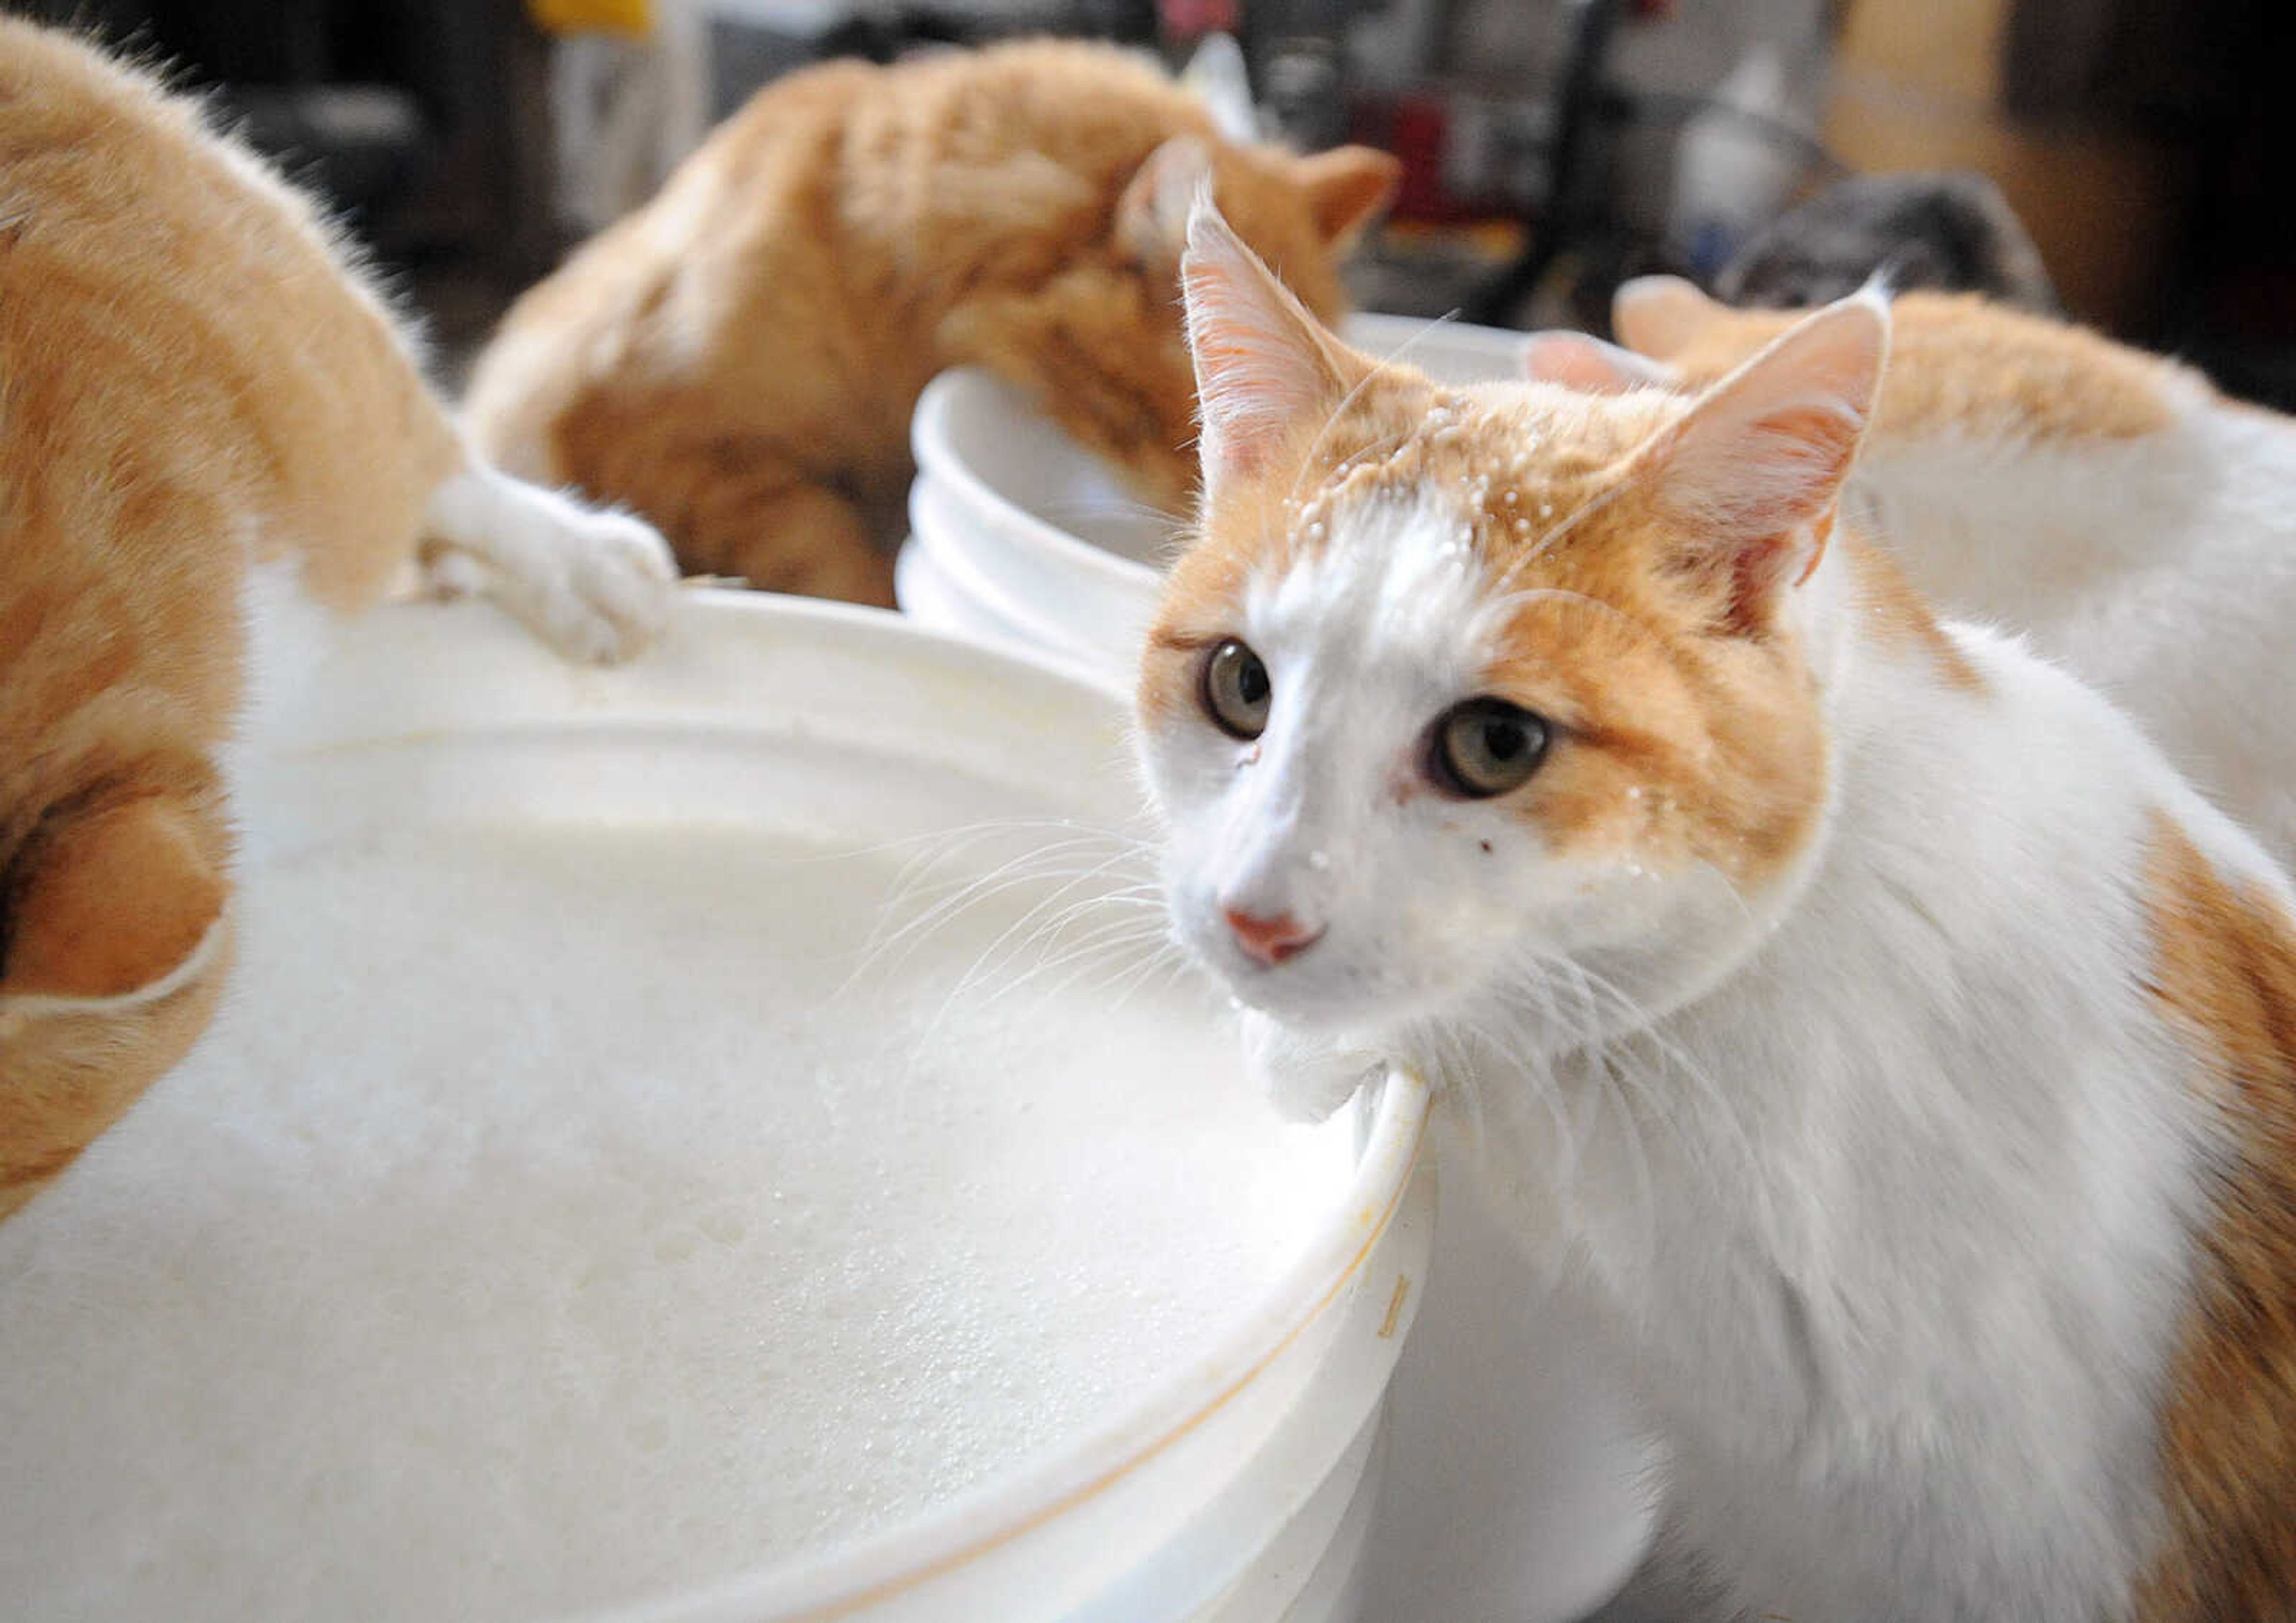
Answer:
[
  {"left": 2132, "top": 812, "right": 2296, "bottom": 1622},
  {"left": 1843, "top": 535, "right": 1987, "bottom": 696}
]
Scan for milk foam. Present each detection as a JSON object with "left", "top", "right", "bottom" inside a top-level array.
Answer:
[{"left": 0, "top": 823, "right": 1349, "bottom": 1621}]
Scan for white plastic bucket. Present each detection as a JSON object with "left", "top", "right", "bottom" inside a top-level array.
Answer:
[
  {"left": 895, "top": 315, "right": 1659, "bottom": 1622},
  {"left": 201, "top": 593, "right": 1434, "bottom": 1623}
]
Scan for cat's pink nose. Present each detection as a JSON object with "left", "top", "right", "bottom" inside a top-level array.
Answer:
[{"left": 1224, "top": 907, "right": 1323, "bottom": 966}]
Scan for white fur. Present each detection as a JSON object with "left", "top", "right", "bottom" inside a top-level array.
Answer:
[
  {"left": 1846, "top": 395, "right": 2296, "bottom": 866},
  {"left": 420, "top": 465, "right": 677, "bottom": 665},
  {"left": 1138, "top": 453, "right": 2285, "bottom": 1622}
]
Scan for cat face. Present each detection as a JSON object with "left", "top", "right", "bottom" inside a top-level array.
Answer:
[{"left": 1136, "top": 206, "right": 1885, "bottom": 1044}]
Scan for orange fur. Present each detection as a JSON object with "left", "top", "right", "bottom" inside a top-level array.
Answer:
[
  {"left": 462, "top": 39, "right": 1398, "bottom": 605},
  {"left": 1617, "top": 281, "right": 2179, "bottom": 443},
  {"left": 2134, "top": 814, "right": 2296, "bottom": 1622},
  {"left": 0, "top": 20, "right": 468, "bottom": 1216}
]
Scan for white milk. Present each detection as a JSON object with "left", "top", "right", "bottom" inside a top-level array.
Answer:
[{"left": 0, "top": 822, "right": 1349, "bottom": 1622}]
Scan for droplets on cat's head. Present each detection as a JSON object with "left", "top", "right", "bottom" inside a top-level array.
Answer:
[{"left": 1135, "top": 200, "right": 1886, "bottom": 1045}]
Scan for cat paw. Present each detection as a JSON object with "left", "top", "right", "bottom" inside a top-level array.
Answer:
[
  {"left": 520, "top": 504, "right": 678, "bottom": 664},
  {"left": 1241, "top": 1011, "right": 1386, "bottom": 1124},
  {"left": 425, "top": 470, "right": 679, "bottom": 664}
]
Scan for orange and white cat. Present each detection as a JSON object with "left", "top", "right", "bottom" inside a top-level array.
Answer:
[
  {"left": 1137, "top": 200, "right": 2296, "bottom": 1619},
  {"left": 460, "top": 38, "right": 1398, "bottom": 605},
  {"left": 1523, "top": 277, "right": 2296, "bottom": 870},
  {"left": 0, "top": 20, "right": 675, "bottom": 1219}
]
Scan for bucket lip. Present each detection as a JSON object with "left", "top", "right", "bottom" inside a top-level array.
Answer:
[
  {"left": 911, "top": 368, "right": 1169, "bottom": 599},
  {"left": 384, "top": 593, "right": 1439, "bottom": 1623}
]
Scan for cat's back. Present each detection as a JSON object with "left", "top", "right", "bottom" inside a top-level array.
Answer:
[
  {"left": 459, "top": 52, "right": 887, "bottom": 481},
  {"left": 0, "top": 20, "right": 459, "bottom": 619}
]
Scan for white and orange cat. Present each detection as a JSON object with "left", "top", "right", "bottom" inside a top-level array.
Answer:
[
  {"left": 0, "top": 20, "right": 675, "bottom": 1219},
  {"left": 1138, "top": 200, "right": 2296, "bottom": 1619},
  {"left": 1523, "top": 277, "right": 2296, "bottom": 870}
]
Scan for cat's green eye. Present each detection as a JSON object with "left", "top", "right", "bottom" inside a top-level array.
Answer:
[
  {"left": 1201, "top": 639, "right": 1272, "bottom": 740},
  {"left": 1430, "top": 698, "right": 1550, "bottom": 799}
]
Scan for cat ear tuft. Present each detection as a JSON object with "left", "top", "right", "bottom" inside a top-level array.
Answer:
[
  {"left": 0, "top": 792, "right": 228, "bottom": 1007},
  {"left": 1519, "top": 331, "right": 1680, "bottom": 395},
  {"left": 1181, "top": 197, "right": 1359, "bottom": 502},
  {"left": 1292, "top": 145, "right": 1402, "bottom": 252},
  {"left": 1646, "top": 292, "right": 1888, "bottom": 631},
  {"left": 1116, "top": 135, "right": 1214, "bottom": 267},
  {"left": 1612, "top": 275, "right": 1726, "bottom": 361}
]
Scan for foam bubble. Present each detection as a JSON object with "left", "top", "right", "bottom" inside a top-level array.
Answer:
[{"left": 0, "top": 823, "right": 1350, "bottom": 1621}]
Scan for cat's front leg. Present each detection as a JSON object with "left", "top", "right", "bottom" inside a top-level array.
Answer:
[
  {"left": 420, "top": 463, "right": 677, "bottom": 664},
  {"left": 1239, "top": 1009, "right": 1387, "bottom": 1123}
]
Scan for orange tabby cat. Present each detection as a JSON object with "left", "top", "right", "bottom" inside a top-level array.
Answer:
[
  {"left": 0, "top": 20, "right": 676, "bottom": 1219},
  {"left": 460, "top": 38, "right": 1399, "bottom": 605}
]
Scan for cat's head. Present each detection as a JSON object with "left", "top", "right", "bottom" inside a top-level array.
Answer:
[
  {"left": 1135, "top": 204, "right": 1886, "bottom": 1055},
  {"left": 940, "top": 124, "right": 1399, "bottom": 514},
  {"left": 0, "top": 782, "right": 233, "bottom": 1219}
]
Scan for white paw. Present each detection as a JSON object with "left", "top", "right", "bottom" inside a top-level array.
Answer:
[
  {"left": 423, "top": 469, "right": 678, "bottom": 665},
  {"left": 533, "top": 506, "right": 677, "bottom": 664},
  {"left": 1241, "top": 1010, "right": 1386, "bottom": 1124}
]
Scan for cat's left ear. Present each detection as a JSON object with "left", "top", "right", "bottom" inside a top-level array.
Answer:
[
  {"left": 1116, "top": 135, "right": 1214, "bottom": 269},
  {"left": 1291, "top": 146, "right": 1401, "bottom": 252},
  {"left": 1642, "top": 292, "right": 1888, "bottom": 633},
  {"left": 1181, "top": 197, "right": 1367, "bottom": 503}
]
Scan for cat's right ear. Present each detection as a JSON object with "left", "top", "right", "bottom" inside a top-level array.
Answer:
[
  {"left": 1641, "top": 292, "right": 1888, "bottom": 634},
  {"left": 0, "top": 792, "right": 228, "bottom": 1016},
  {"left": 1612, "top": 275, "right": 1726, "bottom": 360},
  {"left": 1180, "top": 198, "right": 1362, "bottom": 504},
  {"left": 1519, "top": 331, "right": 1681, "bottom": 395},
  {"left": 1292, "top": 145, "right": 1402, "bottom": 252}
]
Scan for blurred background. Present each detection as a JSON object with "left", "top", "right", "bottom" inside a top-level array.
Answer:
[{"left": 14, "top": 0, "right": 2293, "bottom": 405}]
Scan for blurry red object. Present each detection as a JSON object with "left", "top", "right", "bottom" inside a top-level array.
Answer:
[
  {"left": 1379, "top": 94, "right": 1463, "bottom": 222},
  {"left": 1159, "top": 0, "right": 1239, "bottom": 37}
]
